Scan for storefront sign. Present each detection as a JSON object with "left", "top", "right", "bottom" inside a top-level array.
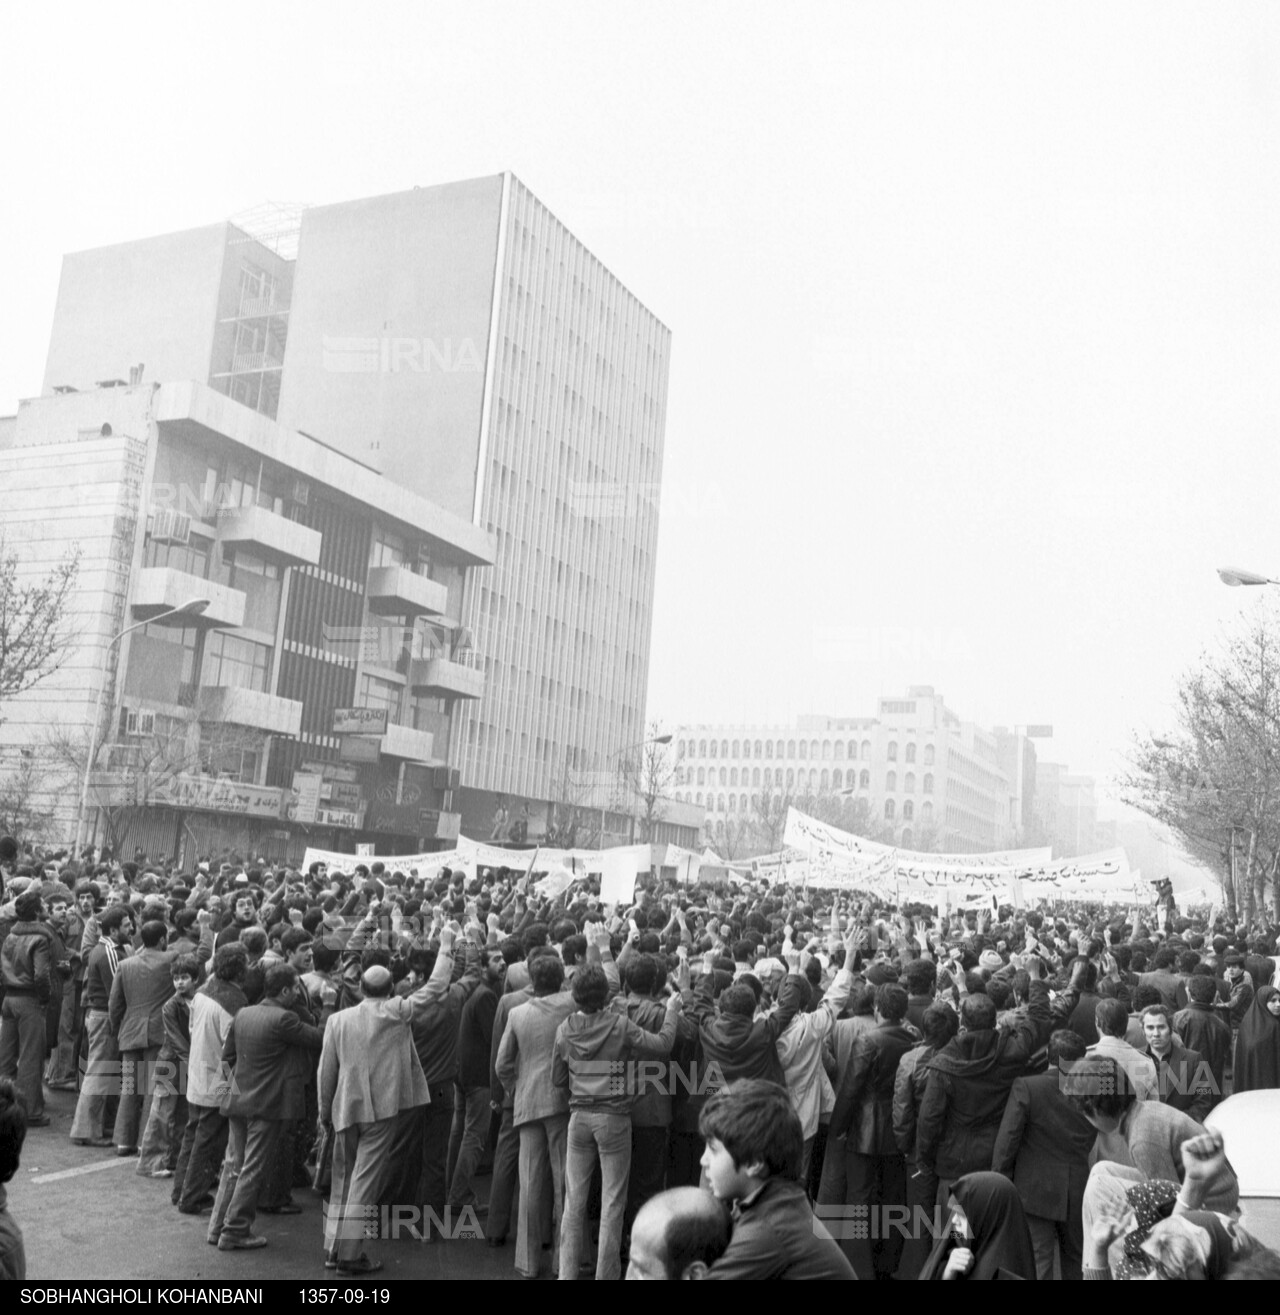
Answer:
[
  {"left": 333, "top": 707, "right": 389, "bottom": 735},
  {"left": 317, "top": 806, "right": 365, "bottom": 829},
  {"left": 339, "top": 735, "right": 381, "bottom": 763},
  {"left": 291, "top": 772, "right": 323, "bottom": 824},
  {"left": 148, "top": 773, "right": 285, "bottom": 819}
]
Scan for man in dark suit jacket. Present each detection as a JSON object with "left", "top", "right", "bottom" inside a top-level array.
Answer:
[
  {"left": 991, "top": 1029, "right": 1097, "bottom": 1280},
  {"left": 208, "top": 964, "right": 324, "bottom": 1250},
  {"left": 820, "top": 983, "right": 918, "bottom": 1281},
  {"left": 1140, "top": 1003, "right": 1212, "bottom": 1123},
  {"left": 107, "top": 914, "right": 213, "bottom": 1154}
]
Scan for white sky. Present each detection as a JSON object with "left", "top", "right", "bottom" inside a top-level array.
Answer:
[{"left": 4, "top": 2, "right": 1278, "bottom": 809}]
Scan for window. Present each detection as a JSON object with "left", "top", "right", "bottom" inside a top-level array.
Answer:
[
  {"left": 696, "top": 792, "right": 703, "bottom": 805},
  {"left": 809, "top": 768, "right": 818, "bottom": 791},
  {"left": 786, "top": 769, "right": 795, "bottom": 789},
  {"left": 922, "top": 801, "right": 933, "bottom": 821},
  {"left": 887, "top": 742, "right": 898, "bottom": 762},
  {"left": 763, "top": 768, "right": 773, "bottom": 788},
  {"left": 699, "top": 740, "right": 707, "bottom": 756},
  {"left": 886, "top": 771, "right": 897, "bottom": 792},
  {"left": 923, "top": 774, "right": 934, "bottom": 794},
  {"left": 203, "top": 632, "right": 270, "bottom": 693},
  {"left": 848, "top": 740, "right": 857, "bottom": 759},
  {"left": 903, "top": 801, "right": 915, "bottom": 821},
  {"left": 732, "top": 740, "right": 740, "bottom": 758},
  {"left": 766, "top": 740, "right": 774, "bottom": 757},
  {"left": 904, "top": 772, "right": 915, "bottom": 793},
  {"left": 810, "top": 740, "right": 819, "bottom": 759},
  {"left": 717, "top": 794, "right": 726, "bottom": 812},
  {"left": 832, "top": 769, "right": 842, "bottom": 789},
  {"left": 358, "top": 674, "right": 402, "bottom": 717},
  {"left": 901, "top": 828, "right": 913, "bottom": 847},
  {"left": 905, "top": 743, "right": 917, "bottom": 763},
  {"left": 884, "top": 799, "right": 895, "bottom": 820},
  {"left": 697, "top": 768, "right": 705, "bottom": 786},
  {"left": 144, "top": 623, "right": 198, "bottom": 691},
  {"left": 754, "top": 740, "right": 762, "bottom": 757},
  {"left": 719, "top": 768, "right": 727, "bottom": 787},
  {"left": 721, "top": 740, "right": 728, "bottom": 757},
  {"left": 729, "top": 768, "right": 738, "bottom": 787},
  {"left": 819, "top": 769, "right": 829, "bottom": 792},
  {"left": 924, "top": 744, "right": 935, "bottom": 766},
  {"left": 787, "top": 740, "right": 796, "bottom": 758},
  {"left": 860, "top": 770, "right": 870, "bottom": 788},
  {"left": 798, "top": 741, "right": 807, "bottom": 760},
  {"left": 710, "top": 741, "right": 717, "bottom": 758},
  {"left": 834, "top": 742, "right": 844, "bottom": 760},
  {"left": 822, "top": 740, "right": 831, "bottom": 760},
  {"left": 861, "top": 740, "right": 871, "bottom": 759},
  {"left": 752, "top": 768, "right": 760, "bottom": 787}
]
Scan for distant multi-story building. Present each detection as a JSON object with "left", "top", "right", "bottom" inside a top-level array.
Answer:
[
  {"left": 677, "top": 687, "right": 1017, "bottom": 853},
  {"left": 26, "top": 173, "right": 670, "bottom": 846},
  {"left": 1034, "top": 762, "right": 1105, "bottom": 858},
  {"left": 0, "top": 381, "right": 493, "bottom": 862}
]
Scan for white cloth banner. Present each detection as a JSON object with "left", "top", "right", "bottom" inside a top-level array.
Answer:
[
  {"left": 534, "top": 866, "right": 577, "bottom": 899},
  {"left": 599, "top": 844, "right": 649, "bottom": 905},
  {"left": 783, "top": 806, "right": 1124, "bottom": 892}
]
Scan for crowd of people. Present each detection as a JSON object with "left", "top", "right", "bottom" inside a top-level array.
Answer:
[{"left": 2, "top": 829, "right": 1280, "bottom": 1281}]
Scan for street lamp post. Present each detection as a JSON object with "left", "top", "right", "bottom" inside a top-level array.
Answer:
[
  {"left": 74, "top": 597, "right": 211, "bottom": 855},
  {"left": 1218, "top": 567, "right": 1278, "bottom": 588}
]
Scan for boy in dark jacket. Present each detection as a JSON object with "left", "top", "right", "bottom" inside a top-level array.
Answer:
[
  {"left": 137, "top": 953, "right": 200, "bottom": 1177},
  {"left": 700, "top": 1078, "right": 854, "bottom": 1281}
]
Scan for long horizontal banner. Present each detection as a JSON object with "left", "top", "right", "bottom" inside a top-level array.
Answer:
[{"left": 783, "top": 806, "right": 1128, "bottom": 893}]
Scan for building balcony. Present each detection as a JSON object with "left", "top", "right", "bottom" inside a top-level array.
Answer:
[
  {"left": 198, "top": 684, "right": 303, "bottom": 737},
  {"left": 378, "top": 722, "right": 438, "bottom": 764},
  {"left": 132, "top": 568, "right": 245, "bottom": 629},
  {"left": 408, "top": 655, "right": 484, "bottom": 701},
  {"left": 230, "top": 352, "right": 284, "bottom": 373},
  {"left": 235, "top": 296, "right": 290, "bottom": 318},
  {"left": 366, "top": 565, "right": 448, "bottom": 618},
  {"left": 217, "top": 504, "right": 321, "bottom": 569}
]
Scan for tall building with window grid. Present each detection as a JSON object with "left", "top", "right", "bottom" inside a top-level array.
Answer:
[{"left": 33, "top": 174, "right": 670, "bottom": 841}]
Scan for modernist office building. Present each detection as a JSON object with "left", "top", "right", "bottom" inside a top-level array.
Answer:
[
  {"left": 0, "top": 380, "right": 494, "bottom": 862},
  {"left": 678, "top": 688, "right": 1021, "bottom": 853},
  {"left": 37, "top": 174, "right": 671, "bottom": 844}
]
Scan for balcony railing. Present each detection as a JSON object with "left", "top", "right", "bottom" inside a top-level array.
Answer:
[
  {"left": 235, "top": 296, "right": 290, "bottom": 318},
  {"left": 230, "top": 351, "right": 284, "bottom": 373}
]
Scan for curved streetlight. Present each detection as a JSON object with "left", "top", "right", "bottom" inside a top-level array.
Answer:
[
  {"left": 1218, "top": 567, "right": 1277, "bottom": 588},
  {"left": 75, "top": 597, "right": 211, "bottom": 853}
]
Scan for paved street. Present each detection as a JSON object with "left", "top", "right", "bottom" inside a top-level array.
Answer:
[{"left": 13, "top": 1087, "right": 521, "bottom": 1282}]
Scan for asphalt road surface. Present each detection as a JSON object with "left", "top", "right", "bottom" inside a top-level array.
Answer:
[{"left": 13, "top": 1087, "right": 522, "bottom": 1281}]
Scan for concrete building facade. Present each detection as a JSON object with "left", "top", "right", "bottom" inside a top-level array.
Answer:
[
  {"left": 30, "top": 174, "right": 670, "bottom": 845},
  {"left": 0, "top": 381, "right": 493, "bottom": 862},
  {"left": 678, "top": 687, "right": 1017, "bottom": 853}
]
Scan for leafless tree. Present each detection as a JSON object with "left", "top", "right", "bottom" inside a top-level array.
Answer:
[
  {"left": 0, "top": 750, "right": 56, "bottom": 844},
  {"left": 619, "top": 722, "right": 680, "bottom": 843},
  {"left": 47, "top": 696, "right": 267, "bottom": 859},
  {"left": 1121, "top": 599, "right": 1280, "bottom": 922},
  {"left": 0, "top": 533, "right": 81, "bottom": 715}
]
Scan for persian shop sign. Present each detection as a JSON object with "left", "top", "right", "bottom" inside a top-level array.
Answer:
[
  {"left": 148, "top": 773, "right": 285, "bottom": 819},
  {"left": 333, "top": 707, "right": 388, "bottom": 735}
]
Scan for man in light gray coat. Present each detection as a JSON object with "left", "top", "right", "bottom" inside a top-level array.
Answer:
[{"left": 318, "top": 919, "right": 456, "bottom": 1277}]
